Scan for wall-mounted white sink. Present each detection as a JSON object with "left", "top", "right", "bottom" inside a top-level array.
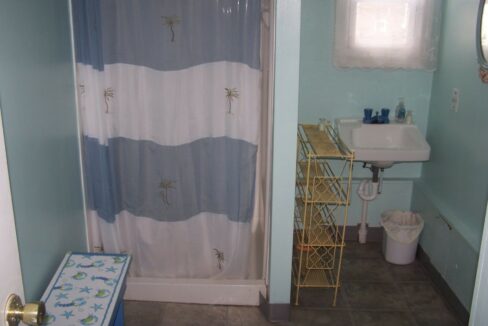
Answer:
[{"left": 335, "top": 118, "right": 430, "bottom": 168}]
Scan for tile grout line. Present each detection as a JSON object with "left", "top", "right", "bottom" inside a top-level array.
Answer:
[
  {"left": 391, "top": 276, "right": 421, "bottom": 326},
  {"left": 421, "top": 265, "right": 464, "bottom": 325},
  {"left": 340, "top": 282, "right": 357, "bottom": 326},
  {"left": 159, "top": 301, "right": 166, "bottom": 325}
]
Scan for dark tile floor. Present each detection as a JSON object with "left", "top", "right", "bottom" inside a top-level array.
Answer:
[{"left": 124, "top": 241, "right": 464, "bottom": 325}]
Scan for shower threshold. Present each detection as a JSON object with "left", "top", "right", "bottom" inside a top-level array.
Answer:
[{"left": 124, "top": 277, "right": 266, "bottom": 306}]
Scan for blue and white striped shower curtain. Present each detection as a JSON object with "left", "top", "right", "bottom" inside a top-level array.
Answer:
[{"left": 72, "top": 0, "right": 263, "bottom": 279}]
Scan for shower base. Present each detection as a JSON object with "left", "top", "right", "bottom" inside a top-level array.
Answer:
[{"left": 124, "top": 277, "right": 266, "bottom": 306}]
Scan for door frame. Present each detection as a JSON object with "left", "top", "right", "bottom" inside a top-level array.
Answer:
[
  {"left": 68, "top": 0, "right": 90, "bottom": 251},
  {"left": 0, "top": 108, "right": 25, "bottom": 321},
  {"left": 469, "top": 202, "right": 488, "bottom": 325}
]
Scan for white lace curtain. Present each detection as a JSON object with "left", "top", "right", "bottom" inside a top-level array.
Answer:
[{"left": 334, "top": 0, "right": 442, "bottom": 70}]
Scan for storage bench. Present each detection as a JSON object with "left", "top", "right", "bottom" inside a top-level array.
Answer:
[{"left": 41, "top": 252, "right": 131, "bottom": 326}]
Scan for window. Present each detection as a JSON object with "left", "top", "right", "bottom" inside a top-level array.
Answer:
[{"left": 334, "top": 0, "right": 442, "bottom": 70}]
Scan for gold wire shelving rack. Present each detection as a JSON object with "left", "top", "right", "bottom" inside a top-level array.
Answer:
[{"left": 293, "top": 122, "right": 354, "bottom": 306}]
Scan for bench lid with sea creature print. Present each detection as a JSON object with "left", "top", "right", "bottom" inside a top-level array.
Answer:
[{"left": 41, "top": 252, "right": 131, "bottom": 326}]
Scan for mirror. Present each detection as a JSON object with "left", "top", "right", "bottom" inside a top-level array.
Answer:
[{"left": 477, "top": 0, "right": 488, "bottom": 82}]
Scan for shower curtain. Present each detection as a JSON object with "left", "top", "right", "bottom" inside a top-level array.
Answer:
[{"left": 72, "top": 0, "right": 264, "bottom": 279}]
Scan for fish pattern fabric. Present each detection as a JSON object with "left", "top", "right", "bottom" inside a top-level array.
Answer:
[{"left": 41, "top": 252, "right": 131, "bottom": 326}]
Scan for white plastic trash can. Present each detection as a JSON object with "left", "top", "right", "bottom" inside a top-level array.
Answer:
[{"left": 380, "top": 210, "right": 424, "bottom": 265}]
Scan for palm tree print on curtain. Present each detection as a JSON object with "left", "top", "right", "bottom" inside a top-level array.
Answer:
[
  {"left": 213, "top": 249, "right": 224, "bottom": 270},
  {"left": 225, "top": 88, "right": 239, "bottom": 114},
  {"left": 159, "top": 179, "right": 176, "bottom": 206},
  {"left": 103, "top": 87, "right": 115, "bottom": 114},
  {"left": 162, "top": 16, "right": 180, "bottom": 42},
  {"left": 78, "top": 84, "right": 86, "bottom": 110}
]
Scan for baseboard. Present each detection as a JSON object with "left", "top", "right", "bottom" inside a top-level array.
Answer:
[
  {"left": 343, "top": 225, "right": 383, "bottom": 242},
  {"left": 417, "top": 246, "right": 470, "bottom": 325},
  {"left": 259, "top": 293, "right": 290, "bottom": 323}
]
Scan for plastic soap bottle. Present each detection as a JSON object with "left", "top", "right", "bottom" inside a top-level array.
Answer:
[
  {"left": 405, "top": 110, "right": 413, "bottom": 124},
  {"left": 395, "top": 98, "right": 406, "bottom": 123}
]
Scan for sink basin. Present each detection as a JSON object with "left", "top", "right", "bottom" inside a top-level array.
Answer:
[{"left": 335, "top": 118, "right": 430, "bottom": 167}]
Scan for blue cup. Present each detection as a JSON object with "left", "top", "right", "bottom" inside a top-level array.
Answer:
[
  {"left": 363, "top": 108, "right": 373, "bottom": 123},
  {"left": 381, "top": 108, "right": 390, "bottom": 123}
]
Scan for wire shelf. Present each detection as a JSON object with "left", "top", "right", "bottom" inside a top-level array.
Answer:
[{"left": 293, "top": 122, "right": 353, "bottom": 307}]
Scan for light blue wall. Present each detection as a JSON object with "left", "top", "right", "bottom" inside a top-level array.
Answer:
[
  {"left": 299, "top": 0, "right": 433, "bottom": 139},
  {"left": 412, "top": 183, "right": 479, "bottom": 310},
  {"left": 298, "top": 0, "right": 430, "bottom": 226},
  {"left": 411, "top": 0, "right": 488, "bottom": 310},
  {"left": 268, "top": 0, "right": 301, "bottom": 304},
  {"left": 0, "top": 0, "right": 86, "bottom": 301},
  {"left": 420, "top": 0, "right": 488, "bottom": 249}
]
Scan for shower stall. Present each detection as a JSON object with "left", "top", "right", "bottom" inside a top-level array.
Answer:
[{"left": 71, "top": 0, "right": 274, "bottom": 305}]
